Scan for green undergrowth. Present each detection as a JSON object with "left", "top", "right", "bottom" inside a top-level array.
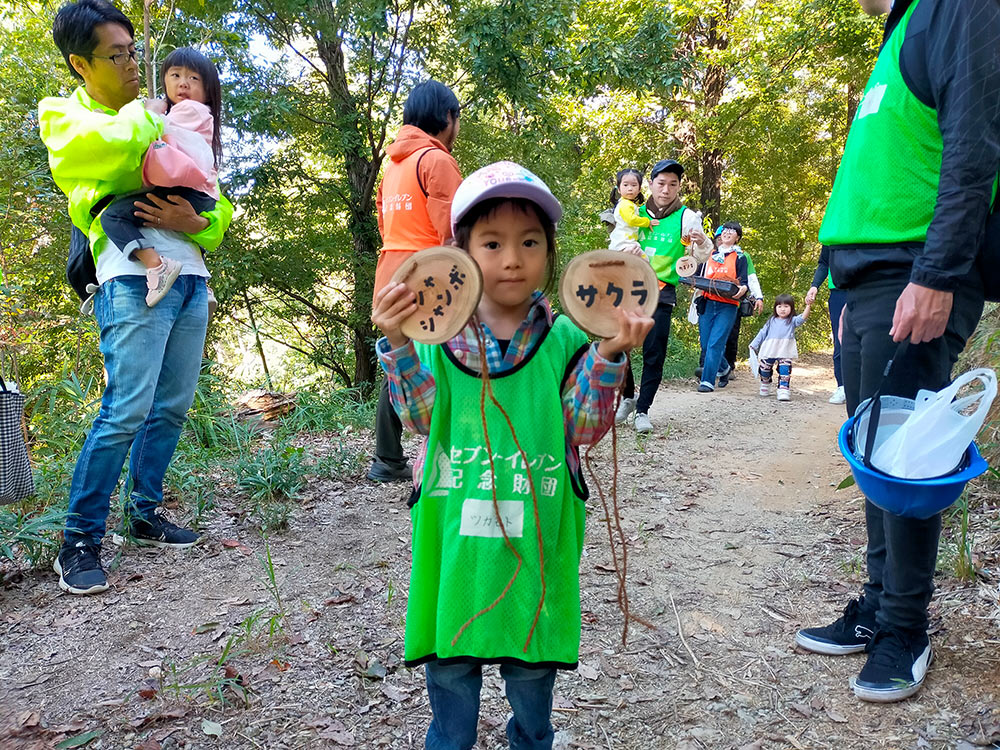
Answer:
[{"left": 1, "top": 362, "right": 376, "bottom": 570}]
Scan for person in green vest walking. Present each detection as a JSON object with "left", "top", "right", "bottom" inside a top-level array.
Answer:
[
  {"left": 795, "top": 0, "right": 1000, "bottom": 702},
  {"left": 614, "top": 159, "right": 713, "bottom": 433},
  {"left": 372, "top": 161, "right": 653, "bottom": 749}
]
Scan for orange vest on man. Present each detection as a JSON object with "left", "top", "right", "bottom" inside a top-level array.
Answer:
[{"left": 373, "top": 125, "right": 462, "bottom": 304}]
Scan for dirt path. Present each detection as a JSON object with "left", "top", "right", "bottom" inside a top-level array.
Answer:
[{"left": 2, "top": 354, "right": 999, "bottom": 750}]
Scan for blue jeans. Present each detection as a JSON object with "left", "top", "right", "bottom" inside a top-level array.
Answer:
[
  {"left": 697, "top": 299, "right": 739, "bottom": 388},
  {"left": 65, "top": 275, "right": 208, "bottom": 545},
  {"left": 424, "top": 660, "right": 557, "bottom": 750}
]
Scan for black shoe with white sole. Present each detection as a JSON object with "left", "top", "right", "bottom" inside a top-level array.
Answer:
[
  {"left": 54, "top": 540, "right": 109, "bottom": 595},
  {"left": 795, "top": 597, "right": 877, "bottom": 655},
  {"left": 851, "top": 627, "right": 932, "bottom": 703},
  {"left": 117, "top": 510, "right": 200, "bottom": 549}
]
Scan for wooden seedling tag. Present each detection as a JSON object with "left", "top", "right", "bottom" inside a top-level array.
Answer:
[
  {"left": 559, "top": 250, "right": 659, "bottom": 338},
  {"left": 392, "top": 247, "right": 483, "bottom": 345}
]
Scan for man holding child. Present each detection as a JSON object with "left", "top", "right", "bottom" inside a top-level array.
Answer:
[{"left": 40, "top": 0, "right": 233, "bottom": 595}]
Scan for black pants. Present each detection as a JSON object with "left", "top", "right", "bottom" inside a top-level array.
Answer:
[
  {"left": 840, "top": 268, "right": 984, "bottom": 631},
  {"left": 101, "top": 186, "right": 216, "bottom": 256},
  {"left": 828, "top": 288, "right": 847, "bottom": 387},
  {"left": 374, "top": 377, "right": 406, "bottom": 467},
  {"left": 635, "top": 286, "right": 676, "bottom": 414},
  {"left": 698, "top": 313, "right": 743, "bottom": 372},
  {"left": 724, "top": 314, "right": 742, "bottom": 372}
]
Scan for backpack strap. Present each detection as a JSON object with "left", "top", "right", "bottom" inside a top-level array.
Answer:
[{"left": 414, "top": 146, "right": 442, "bottom": 198}]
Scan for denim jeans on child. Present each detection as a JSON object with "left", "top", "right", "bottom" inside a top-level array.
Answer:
[
  {"left": 65, "top": 275, "right": 208, "bottom": 544},
  {"left": 759, "top": 357, "right": 792, "bottom": 388},
  {"left": 698, "top": 298, "right": 739, "bottom": 388},
  {"left": 424, "top": 660, "right": 557, "bottom": 750},
  {"left": 101, "top": 186, "right": 216, "bottom": 258}
]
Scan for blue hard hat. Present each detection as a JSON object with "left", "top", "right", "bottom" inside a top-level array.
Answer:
[{"left": 838, "top": 417, "right": 988, "bottom": 519}]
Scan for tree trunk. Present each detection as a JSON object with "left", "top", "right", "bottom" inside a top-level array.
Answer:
[
  {"left": 313, "top": 5, "right": 382, "bottom": 391},
  {"left": 695, "top": 12, "right": 729, "bottom": 228}
]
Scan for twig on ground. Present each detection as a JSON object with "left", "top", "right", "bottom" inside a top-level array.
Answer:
[{"left": 669, "top": 591, "right": 701, "bottom": 671}]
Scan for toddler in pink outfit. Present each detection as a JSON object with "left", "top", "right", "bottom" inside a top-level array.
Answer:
[{"left": 100, "top": 47, "right": 223, "bottom": 307}]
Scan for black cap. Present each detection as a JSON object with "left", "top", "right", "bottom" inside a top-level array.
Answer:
[{"left": 650, "top": 159, "right": 684, "bottom": 180}]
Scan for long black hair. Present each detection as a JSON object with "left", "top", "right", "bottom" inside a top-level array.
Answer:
[
  {"left": 772, "top": 293, "right": 797, "bottom": 319},
  {"left": 609, "top": 168, "right": 644, "bottom": 207},
  {"left": 160, "top": 47, "right": 223, "bottom": 168}
]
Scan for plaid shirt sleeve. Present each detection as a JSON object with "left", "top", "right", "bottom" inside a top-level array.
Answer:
[
  {"left": 376, "top": 337, "right": 435, "bottom": 436},
  {"left": 562, "top": 343, "right": 627, "bottom": 447}
]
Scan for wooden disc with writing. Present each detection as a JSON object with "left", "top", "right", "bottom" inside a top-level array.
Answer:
[
  {"left": 391, "top": 246, "right": 483, "bottom": 345},
  {"left": 558, "top": 250, "right": 659, "bottom": 338},
  {"left": 675, "top": 255, "right": 697, "bottom": 278}
]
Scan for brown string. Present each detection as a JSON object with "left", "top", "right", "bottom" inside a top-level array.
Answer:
[
  {"left": 585, "top": 392, "right": 654, "bottom": 646},
  {"left": 450, "top": 319, "right": 547, "bottom": 653}
]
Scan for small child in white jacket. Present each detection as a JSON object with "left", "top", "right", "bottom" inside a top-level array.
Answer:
[{"left": 750, "top": 293, "right": 812, "bottom": 401}]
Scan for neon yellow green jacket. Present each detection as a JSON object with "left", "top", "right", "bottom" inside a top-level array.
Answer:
[{"left": 38, "top": 86, "right": 233, "bottom": 258}]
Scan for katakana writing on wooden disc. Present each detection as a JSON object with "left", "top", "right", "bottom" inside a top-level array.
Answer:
[{"left": 392, "top": 246, "right": 483, "bottom": 345}]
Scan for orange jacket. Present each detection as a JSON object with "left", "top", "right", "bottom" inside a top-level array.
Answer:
[{"left": 373, "top": 125, "right": 462, "bottom": 302}]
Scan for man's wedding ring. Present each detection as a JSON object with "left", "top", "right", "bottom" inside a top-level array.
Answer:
[{"left": 156, "top": 217, "right": 161, "bottom": 225}]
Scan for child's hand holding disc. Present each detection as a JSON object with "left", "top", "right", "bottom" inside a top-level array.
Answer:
[
  {"left": 389, "top": 246, "right": 483, "bottom": 345},
  {"left": 559, "top": 249, "right": 659, "bottom": 338}
]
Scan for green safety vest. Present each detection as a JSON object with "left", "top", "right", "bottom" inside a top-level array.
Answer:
[
  {"left": 819, "top": 0, "right": 938, "bottom": 246},
  {"left": 639, "top": 205, "right": 685, "bottom": 286},
  {"left": 406, "top": 316, "right": 590, "bottom": 668}
]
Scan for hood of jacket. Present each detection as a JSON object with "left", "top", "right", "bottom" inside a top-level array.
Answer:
[{"left": 387, "top": 124, "right": 450, "bottom": 162}]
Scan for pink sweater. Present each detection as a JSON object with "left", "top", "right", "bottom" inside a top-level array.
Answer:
[{"left": 142, "top": 99, "right": 219, "bottom": 199}]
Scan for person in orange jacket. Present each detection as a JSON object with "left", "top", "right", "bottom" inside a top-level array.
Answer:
[{"left": 368, "top": 80, "right": 463, "bottom": 482}]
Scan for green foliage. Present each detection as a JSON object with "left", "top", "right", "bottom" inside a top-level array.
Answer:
[
  {"left": 0, "top": 504, "right": 67, "bottom": 565},
  {"left": 234, "top": 438, "right": 308, "bottom": 531}
]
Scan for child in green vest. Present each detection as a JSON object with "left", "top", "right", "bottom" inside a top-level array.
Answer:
[{"left": 372, "top": 161, "right": 653, "bottom": 749}]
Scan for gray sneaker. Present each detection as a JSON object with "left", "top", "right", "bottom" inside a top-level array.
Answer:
[
  {"left": 145, "top": 256, "right": 182, "bottom": 307},
  {"left": 634, "top": 413, "right": 653, "bottom": 434},
  {"left": 615, "top": 397, "right": 636, "bottom": 425}
]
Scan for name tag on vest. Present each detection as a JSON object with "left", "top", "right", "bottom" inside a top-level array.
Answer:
[{"left": 460, "top": 499, "right": 524, "bottom": 538}]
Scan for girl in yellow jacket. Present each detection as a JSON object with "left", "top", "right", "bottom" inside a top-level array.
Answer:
[{"left": 608, "top": 168, "right": 658, "bottom": 251}]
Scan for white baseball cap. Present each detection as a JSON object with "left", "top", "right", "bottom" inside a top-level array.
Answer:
[{"left": 450, "top": 161, "right": 563, "bottom": 235}]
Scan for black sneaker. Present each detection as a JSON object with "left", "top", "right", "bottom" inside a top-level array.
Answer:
[
  {"left": 366, "top": 459, "right": 412, "bottom": 483},
  {"left": 697, "top": 383, "right": 714, "bottom": 393},
  {"left": 694, "top": 366, "right": 703, "bottom": 379},
  {"left": 795, "top": 597, "right": 877, "bottom": 655},
  {"left": 851, "top": 627, "right": 932, "bottom": 702},
  {"left": 54, "top": 541, "right": 109, "bottom": 595},
  {"left": 120, "top": 510, "right": 200, "bottom": 549},
  {"left": 718, "top": 371, "right": 730, "bottom": 388}
]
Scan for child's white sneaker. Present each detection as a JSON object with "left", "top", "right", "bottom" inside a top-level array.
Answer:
[
  {"left": 759, "top": 382, "right": 771, "bottom": 397},
  {"left": 829, "top": 385, "right": 846, "bottom": 404},
  {"left": 634, "top": 413, "right": 653, "bottom": 434},
  {"left": 615, "top": 397, "right": 636, "bottom": 425},
  {"left": 777, "top": 387, "right": 791, "bottom": 402},
  {"left": 145, "top": 257, "right": 182, "bottom": 307}
]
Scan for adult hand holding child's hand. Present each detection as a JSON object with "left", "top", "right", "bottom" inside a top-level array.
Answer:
[
  {"left": 371, "top": 281, "right": 418, "bottom": 350},
  {"left": 597, "top": 308, "right": 654, "bottom": 360}
]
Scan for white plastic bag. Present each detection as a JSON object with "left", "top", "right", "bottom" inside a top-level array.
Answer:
[
  {"left": 686, "top": 293, "right": 700, "bottom": 325},
  {"left": 748, "top": 347, "right": 759, "bottom": 381},
  {"left": 871, "top": 368, "right": 996, "bottom": 479}
]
